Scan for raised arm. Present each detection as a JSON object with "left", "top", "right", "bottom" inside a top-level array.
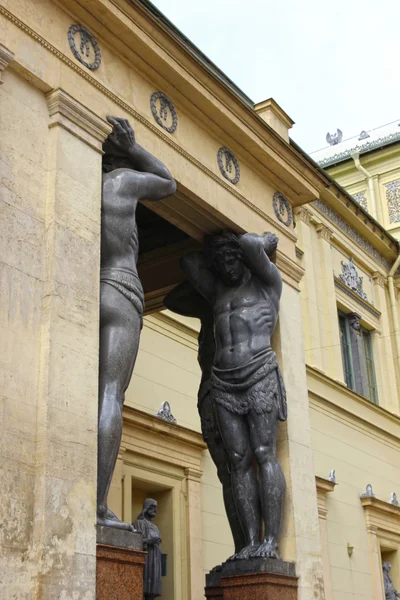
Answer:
[
  {"left": 104, "top": 117, "right": 176, "bottom": 200},
  {"left": 180, "top": 252, "right": 216, "bottom": 304},
  {"left": 239, "top": 232, "right": 282, "bottom": 294}
]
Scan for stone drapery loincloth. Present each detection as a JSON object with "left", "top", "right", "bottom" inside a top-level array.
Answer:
[
  {"left": 211, "top": 348, "right": 287, "bottom": 420},
  {"left": 100, "top": 267, "right": 144, "bottom": 325}
]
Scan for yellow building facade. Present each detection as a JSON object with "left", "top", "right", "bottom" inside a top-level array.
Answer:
[{"left": 1, "top": 2, "right": 400, "bottom": 600}]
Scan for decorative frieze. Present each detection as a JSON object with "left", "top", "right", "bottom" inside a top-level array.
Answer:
[
  {"left": 150, "top": 92, "right": 178, "bottom": 134},
  {"left": 339, "top": 257, "right": 367, "bottom": 300},
  {"left": 385, "top": 180, "right": 400, "bottom": 224},
  {"left": 353, "top": 191, "right": 368, "bottom": 211},
  {"left": 68, "top": 24, "right": 101, "bottom": 70},
  {"left": 0, "top": 43, "right": 14, "bottom": 84},
  {"left": 313, "top": 200, "right": 392, "bottom": 270}
]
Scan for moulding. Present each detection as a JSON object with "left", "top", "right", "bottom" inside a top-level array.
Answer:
[
  {"left": 46, "top": 88, "right": 111, "bottom": 152},
  {"left": 123, "top": 405, "right": 206, "bottom": 452},
  {"left": 0, "top": 43, "right": 14, "bottom": 83},
  {"left": 313, "top": 200, "right": 393, "bottom": 270},
  {"left": 307, "top": 365, "right": 400, "bottom": 446},
  {"left": 276, "top": 250, "right": 305, "bottom": 288},
  {"left": 315, "top": 476, "right": 336, "bottom": 520},
  {"left": 316, "top": 476, "right": 336, "bottom": 495},
  {"left": 143, "top": 313, "right": 198, "bottom": 352},
  {"left": 334, "top": 277, "right": 381, "bottom": 318},
  {"left": 361, "top": 496, "right": 400, "bottom": 537}
]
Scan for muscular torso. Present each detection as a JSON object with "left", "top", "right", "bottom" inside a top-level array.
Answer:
[
  {"left": 101, "top": 169, "right": 139, "bottom": 272},
  {"left": 213, "top": 277, "right": 279, "bottom": 369}
]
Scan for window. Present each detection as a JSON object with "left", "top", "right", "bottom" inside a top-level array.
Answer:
[
  {"left": 362, "top": 329, "right": 379, "bottom": 404},
  {"left": 338, "top": 311, "right": 378, "bottom": 404},
  {"left": 339, "top": 314, "right": 354, "bottom": 389}
]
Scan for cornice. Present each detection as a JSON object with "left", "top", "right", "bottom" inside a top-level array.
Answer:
[
  {"left": 0, "top": 42, "right": 14, "bottom": 83},
  {"left": 334, "top": 277, "right": 381, "bottom": 318},
  {"left": 361, "top": 497, "right": 400, "bottom": 538},
  {"left": 122, "top": 405, "right": 207, "bottom": 452},
  {"left": 46, "top": 88, "right": 112, "bottom": 151},
  {"left": 317, "top": 133, "right": 400, "bottom": 168},
  {"left": 276, "top": 250, "right": 305, "bottom": 289},
  {"left": 316, "top": 476, "right": 336, "bottom": 495},
  {"left": 307, "top": 365, "right": 400, "bottom": 445},
  {"left": 313, "top": 200, "right": 394, "bottom": 270}
]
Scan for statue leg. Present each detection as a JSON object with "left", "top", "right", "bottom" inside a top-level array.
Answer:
[
  {"left": 247, "top": 405, "right": 285, "bottom": 558},
  {"left": 97, "top": 283, "right": 141, "bottom": 528},
  {"left": 215, "top": 405, "right": 261, "bottom": 559},
  {"left": 200, "top": 395, "right": 246, "bottom": 554},
  {"left": 207, "top": 430, "right": 246, "bottom": 554}
]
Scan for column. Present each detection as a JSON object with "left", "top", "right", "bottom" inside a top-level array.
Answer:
[
  {"left": 371, "top": 272, "right": 399, "bottom": 414},
  {"left": 315, "top": 223, "right": 344, "bottom": 382},
  {"left": 295, "top": 207, "right": 323, "bottom": 370},
  {"left": 365, "top": 524, "right": 384, "bottom": 600},
  {"left": 32, "top": 89, "right": 111, "bottom": 598},
  {"left": 185, "top": 467, "right": 204, "bottom": 600},
  {"left": 275, "top": 281, "right": 326, "bottom": 600},
  {"left": 315, "top": 477, "right": 336, "bottom": 600}
]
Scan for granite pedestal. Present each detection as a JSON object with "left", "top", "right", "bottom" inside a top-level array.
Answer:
[
  {"left": 96, "top": 525, "right": 146, "bottom": 600},
  {"left": 205, "top": 558, "right": 297, "bottom": 600}
]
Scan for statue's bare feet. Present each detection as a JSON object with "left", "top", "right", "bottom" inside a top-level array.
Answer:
[
  {"left": 249, "top": 538, "right": 280, "bottom": 559},
  {"left": 97, "top": 507, "right": 134, "bottom": 531},
  {"left": 228, "top": 543, "right": 259, "bottom": 561}
]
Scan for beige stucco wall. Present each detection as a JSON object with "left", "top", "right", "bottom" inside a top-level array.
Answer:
[{"left": 310, "top": 394, "right": 400, "bottom": 600}]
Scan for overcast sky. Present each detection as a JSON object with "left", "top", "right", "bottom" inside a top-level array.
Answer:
[{"left": 151, "top": 0, "right": 400, "bottom": 154}]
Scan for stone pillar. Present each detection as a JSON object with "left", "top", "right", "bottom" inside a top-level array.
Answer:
[
  {"left": 31, "top": 89, "right": 111, "bottom": 598},
  {"left": 295, "top": 207, "right": 323, "bottom": 370},
  {"left": 371, "top": 272, "right": 399, "bottom": 413},
  {"left": 275, "top": 282, "right": 326, "bottom": 600},
  {"left": 315, "top": 223, "right": 343, "bottom": 382},
  {"left": 365, "top": 524, "right": 384, "bottom": 600},
  {"left": 315, "top": 477, "right": 336, "bottom": 600},
  {"left": 185, "top": 467, "right": 204, "bottom": 600}
]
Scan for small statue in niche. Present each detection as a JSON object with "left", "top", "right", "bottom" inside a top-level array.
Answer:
[
  {"left": 134, "top": 499, "right": 162, "bottom": 600},
  {"left": 97, "top": 117, "right": 176, "bottom": 530},
  {"left": 383, "top": 562, "right": 400, "bottom": 600}
]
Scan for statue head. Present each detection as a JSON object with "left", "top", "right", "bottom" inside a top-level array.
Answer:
[
  {"left": 205, "top": 231, "right": 245, "bottom": 286},
  {"left": 139, "top": 498, "right": 158, "bottom": 521},
  {"left": 102, "top": 152, "right": 132, "bottom": 173},
  {"left": 383, "top": 562, "right": 392, "bottom": 573}
]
